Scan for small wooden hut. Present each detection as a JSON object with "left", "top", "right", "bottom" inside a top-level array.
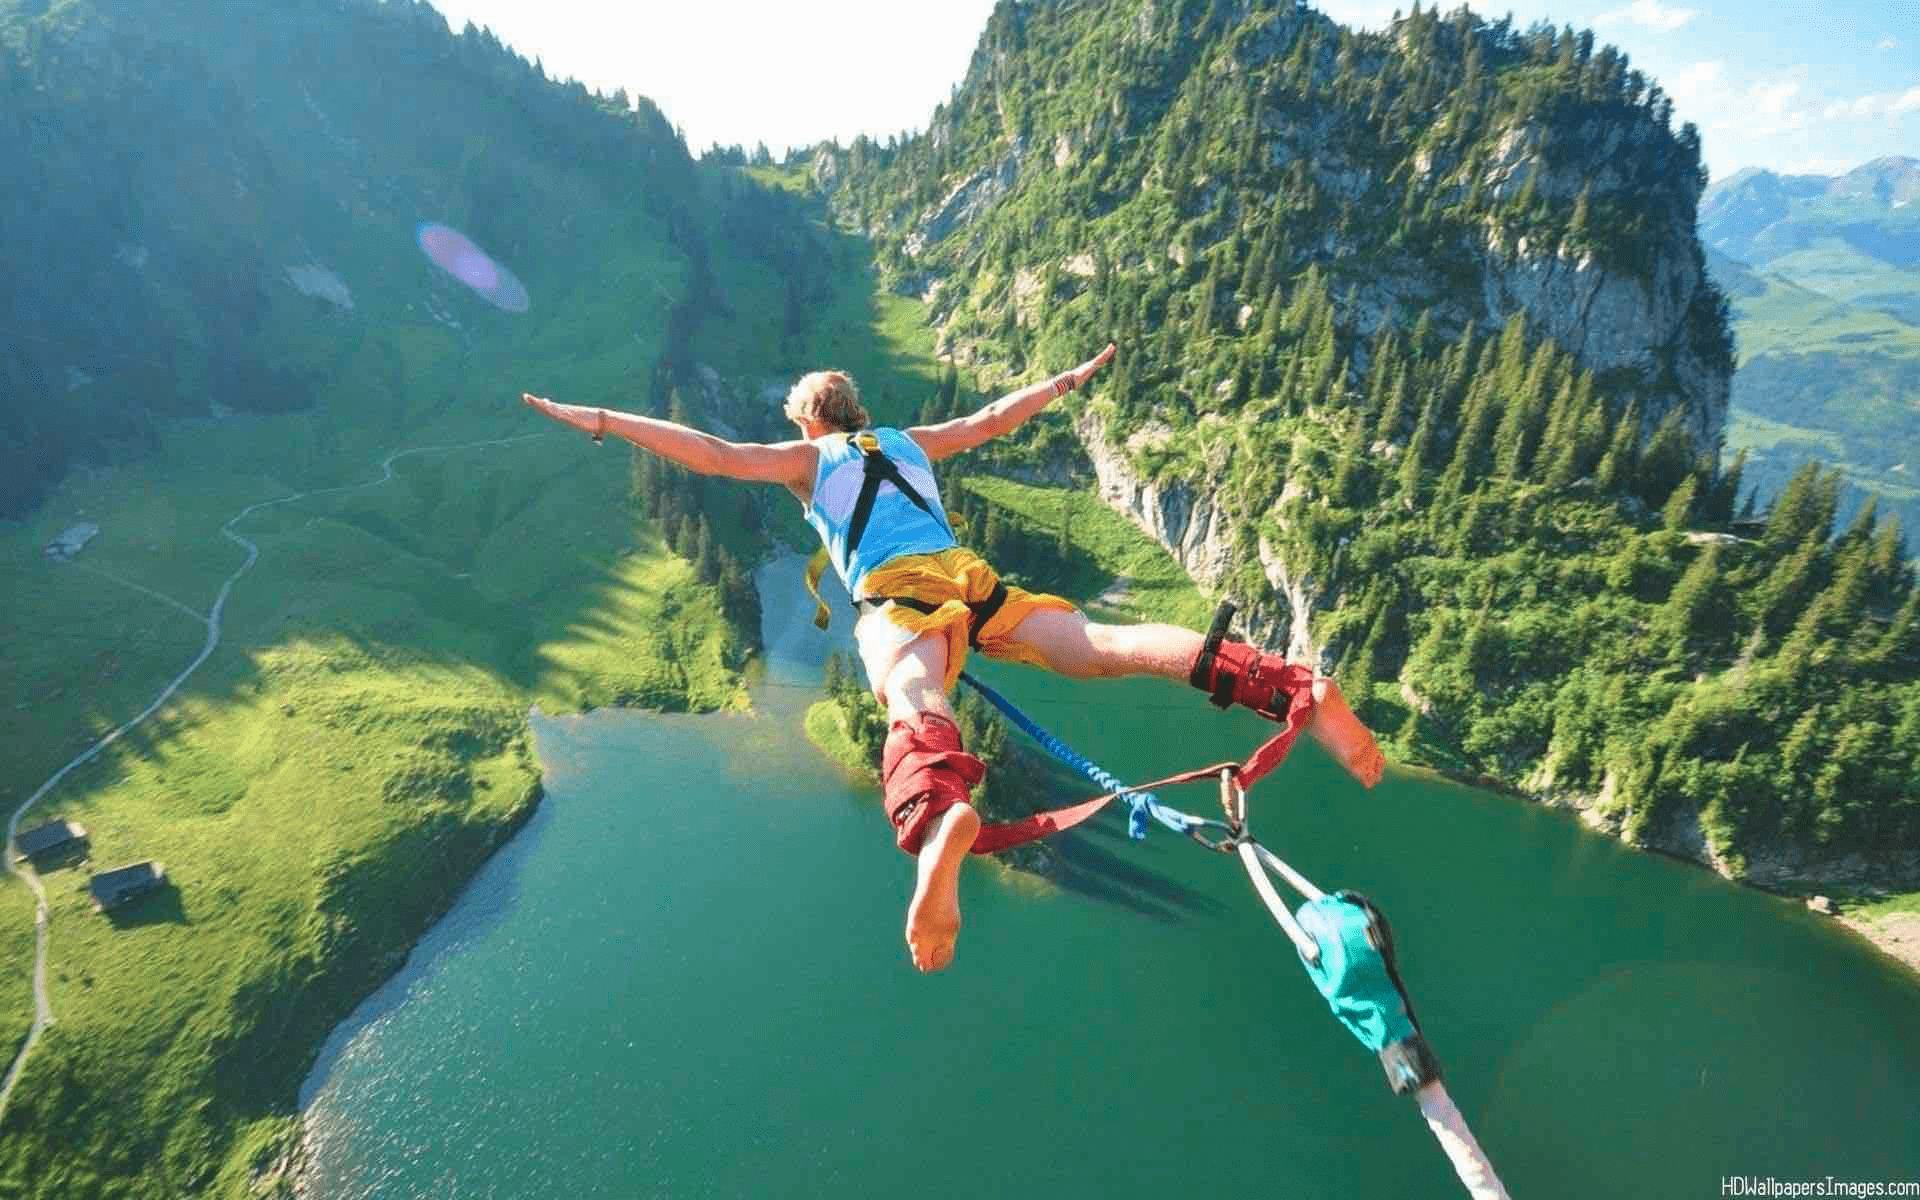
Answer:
[
  {"left": 13, "top": 819, "right": 87, "bottom": 866},
  {"left": 89, "top": 861, "right": 166, "bottom": 912}
]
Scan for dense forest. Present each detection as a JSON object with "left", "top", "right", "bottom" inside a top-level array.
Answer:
[{"left": 803, "top": 0, "right": 1917, "bottom": 875}]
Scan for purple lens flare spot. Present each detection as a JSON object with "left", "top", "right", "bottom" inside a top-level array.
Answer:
[{"left": 416, "top": 222, "right": 530, "bottom": 313}]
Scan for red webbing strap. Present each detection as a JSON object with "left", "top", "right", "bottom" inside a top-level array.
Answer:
[
  {"left": 1233, "top": 712, "right": 1310, "bottom": 792},
  {"left": 970, "top": 794, "right": 1121, "bottom": 853},
  {"left": 968, "top": 761, "right": 1241, "bottom": 854},
  {"left": 1234, "top": 670, "right": 1316, "bottom": 792}
]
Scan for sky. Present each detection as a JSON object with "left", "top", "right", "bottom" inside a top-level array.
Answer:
[{"left": 427, "top": 0, "right": 1915, "bottom": 181}]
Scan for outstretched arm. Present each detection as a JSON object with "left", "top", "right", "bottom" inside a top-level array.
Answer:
[
  {"left": 909, "top": 343, "right": 1115, "bottom": 462},
  {"left": 522, "top": 394, "right": 814, "bottom": 489}
]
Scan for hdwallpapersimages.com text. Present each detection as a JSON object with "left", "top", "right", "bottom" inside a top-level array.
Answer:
[{"left": 1722, "top": 1179, "right": 1920, "bottom": 1197}]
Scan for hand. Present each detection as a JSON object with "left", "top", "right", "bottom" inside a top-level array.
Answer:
[
  {"left": 524, "top": 392, "right": 597, "bottom": 437},
  {"left": 1052, "top": 343, "right": 1117, "bottom": 397},
  {"left": 523, "top": 392, "right": 565, "bottom": 423}
]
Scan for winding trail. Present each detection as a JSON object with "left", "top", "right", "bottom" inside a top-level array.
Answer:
[{"left": 0, "top": 431, "right": 559, "bottom": 1117}]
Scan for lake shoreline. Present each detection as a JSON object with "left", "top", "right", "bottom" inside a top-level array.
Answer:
[
  {"left": 1837, "top": 912, "right": 1920, "bottom": 980},
  {"left": 1399, "top": 759, "right": 1920, "bottom": 981}
]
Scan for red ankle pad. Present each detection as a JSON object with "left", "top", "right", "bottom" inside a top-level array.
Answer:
[
  {"left": 1193, "top": 639, "right": 1314, "bottom": 722},
  {"left": 881, "top": 712, "right": 986, "bottom": 855}
]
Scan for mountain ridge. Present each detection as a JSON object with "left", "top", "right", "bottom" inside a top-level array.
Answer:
[{"left": 803, "top": 0, "right": 1919, "bottom": 904}]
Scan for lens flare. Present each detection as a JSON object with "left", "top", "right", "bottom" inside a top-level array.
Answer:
[{"left": 415, "top": 222, "right": 529, "bottom": 313}]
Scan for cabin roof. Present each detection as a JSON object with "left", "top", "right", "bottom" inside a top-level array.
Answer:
[
  {"left": 89, "top": 861, "right": 165, "bottom": 906},
  {"left": 16, "top": 820, "right": 86, "bottom": 856}
]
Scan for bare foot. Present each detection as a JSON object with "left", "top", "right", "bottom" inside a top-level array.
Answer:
[
  {"left": 1308, "top": 679, "right": 1386, "bottom": 789},
  {"left": 905, "top": 803, "right": 979, "bottom": 973}
]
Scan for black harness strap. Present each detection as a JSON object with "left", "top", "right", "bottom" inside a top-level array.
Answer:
[
  {"left": 855, "top": 579, "right": 1011, "bottom": 650},
  {"left": 843, "top": 432, "right": 944, "bottom": 557},
  {"left": 1189, "top": 600, "right": 1238, "bottom": 708}
]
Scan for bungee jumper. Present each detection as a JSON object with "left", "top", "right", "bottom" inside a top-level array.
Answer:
[
  {"left": 522, "top": 343, "right": 1385, "bottom": 974},
  {"left": 523, "top": 350, "right": 1508, "bottom": 1197}
]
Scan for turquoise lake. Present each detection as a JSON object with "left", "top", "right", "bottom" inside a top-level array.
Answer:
[{"left": 300, "top": 559, "right": 1920, "bottom": 1198}]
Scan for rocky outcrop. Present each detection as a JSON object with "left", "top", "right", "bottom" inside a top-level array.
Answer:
[
  {"left": 1415, "top": 115, "right": 1731, "bottom": 447},
  {"left": 903, "top": 145, "right": 1023, "bottom": 259},
  {"left": 1523, "top": 755, "right": 1920, "bottom": 893},
  {"left": 1076, "top": 406, "right": 1325, "bottom": 664}
]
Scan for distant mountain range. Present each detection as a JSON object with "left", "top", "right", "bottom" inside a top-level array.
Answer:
[
  {"left": 1700, "top": 157, "right": 1920, "bottom": 545},
  {"left": 1702, "top": 157, "right": 1920, "bottom": 321}
]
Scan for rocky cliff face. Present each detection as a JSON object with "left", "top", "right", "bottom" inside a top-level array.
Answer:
[
  {"left": 1077, "top": 406, "right": 1323, "bottom": 663},
  {"left": 1470, "top": 117, "right": 1728, "bottom": 446}
]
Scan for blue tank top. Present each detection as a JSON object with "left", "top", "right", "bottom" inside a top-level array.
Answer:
[{"left": 804, "top": 428, "right": 956, "bottom": 596}]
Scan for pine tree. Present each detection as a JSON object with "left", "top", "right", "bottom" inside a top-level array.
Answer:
[
  {"left": 1399, "top": 390, "right": 1440, "bottom": 499},
  {"left": 1867, "top": 516, "right": 1910, "bottom": 609},
  {"left": 1594, "top": 400, "right": 1640, "bottom": 495},
  {"left": 1491, "top": 376, "right": 1546, "bottom": 479},
  {"left": 1873, "top": 587, "right": 1920, "bottom": 668},
  {"left": 1337, "top": 606, "right": 1386, "bottom": 703},
  {"left": 1704, "top": 447, "right": 1746, "bottom": 525},
  {"left": 1653, "top": 545, "right": 1726, "bottom": 660},
  {"left": 1779, "top": 539, "right": 1872, "bottom": 663},
  {"left": 1836, "top": 497, "right": 1880, "bottom": 554},
  {"left": 1374, "top": 367, "right": 1411, "bottom": 442},
  {"left": 1661, "top": 474, "right": 1698, "bottom": 531},
  {"left": 1761, "top": 462, "right": 1832, "bottom": 555},
  {"left": 1634, "top": 408, "right": 1695, "bottom": 508},
  {"left": 693, "top": 517, "right": 716, "bottom": 582},
  {"left": 1440, "top": 373, "right": 1500, "bottom": 498},
  {"left": 1193, "top": 253, "right": 1221, "bottom": 340},
  {"left": 1752, "top": 533, "right": 1824, "bottom": 641},
  {"left": 1454, "top": 491, "right": 1496, "bottom": 555}
]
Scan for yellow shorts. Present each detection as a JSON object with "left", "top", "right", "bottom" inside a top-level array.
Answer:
[{"left": 858, "top": 548, "right": 1077, "bottom": 691}]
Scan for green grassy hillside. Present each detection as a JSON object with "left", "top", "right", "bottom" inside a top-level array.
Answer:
[
  {"left": 1706, "top": 247, "right": 1920, "bottom": 550},
  {"left": 0, "top": 3, "right": 869, "bottom": 1195}
]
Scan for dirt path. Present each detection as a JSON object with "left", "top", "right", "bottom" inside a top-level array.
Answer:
[{"left": 0, "top": 432, "right": 556, "bottom": 1118}]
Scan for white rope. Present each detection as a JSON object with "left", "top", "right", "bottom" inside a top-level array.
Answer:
[
  {"left": 1416, "top": 1081, "right": 1514, "bottom": 1200},
  {"left": 1235, "top": 807, "right": 1511, "bottom": 1199},
  {"left": 1233, "top": 839, "right": 1321, "bottom": 963},
  {"left": 1253, "top": 841, "right": 1324, "bottom": 902}
]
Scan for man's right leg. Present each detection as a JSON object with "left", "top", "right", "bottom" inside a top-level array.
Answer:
[{"left": 1001, "top": 608, "right": 1384, "bottom": 788}]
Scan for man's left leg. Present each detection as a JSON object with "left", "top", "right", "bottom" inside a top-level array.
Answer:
[
  {"left": 1000, "top": 608, "right": 1385, "bottom": 788},
  {"left": 857, "top": 617, "right": 981, "bottom": 973}
]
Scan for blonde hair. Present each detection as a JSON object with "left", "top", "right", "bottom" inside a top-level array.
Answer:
[{"left": 784, "top": 370, "right": 869, "bottom": 432}]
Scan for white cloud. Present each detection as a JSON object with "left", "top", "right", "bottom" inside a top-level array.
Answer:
[
  {"left": 1724, "top": 67, "right": 1812, "bottom": 135},
  {"left": 1877, "top": 37, "right": 1898, "bottom": 52},
  {"left": 1666, "top": 61, "right": 1726, "bottom": 112},
  {"left": 1822, "top": 84, "right": 1920, "bottom": 120},
  {"left": 1595, "top": 0, "right": 1699, "bottom": 32},
  {"left": 1751, "top": 72, "right": 1802, "bottom": 117}
]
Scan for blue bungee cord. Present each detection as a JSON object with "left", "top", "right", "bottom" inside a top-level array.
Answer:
[{"left": 957, "top": 671, "right": 1222, "bottom": 840}]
